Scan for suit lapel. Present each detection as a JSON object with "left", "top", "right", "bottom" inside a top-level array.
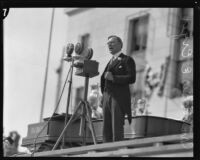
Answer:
[{"left": 103, "top": 62, "right": 110, "bottom": 74}]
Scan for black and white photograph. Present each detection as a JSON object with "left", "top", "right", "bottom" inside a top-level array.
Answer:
[{"left": 2, "top": 1, "right": 199, "bottom": 157}]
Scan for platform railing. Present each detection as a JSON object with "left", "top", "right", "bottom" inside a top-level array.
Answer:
[{"left": 14, "top": 133, "right": 193, "bottom": 157}]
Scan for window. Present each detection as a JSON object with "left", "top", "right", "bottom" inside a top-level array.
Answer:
[
  {"left": 77, "top": 33, "right": 90, "bottom": 57},
  {"left": 127, "top": 13, "right": 149, "bottom": 100},
  {"left": 130, "top": 69, "right": 145, "bottom": 100},
  {"left": 74, "top": 86, "right": 84, "bottom": 108},
  {"left": 175, "top": 8, "right": 193, "bottom": 97},
  {"left": 80, "top": 33, "right": 90, "bottom": 52},
  {"left": 168, "top": 8, "right": 193, "bottom": 98},
  {"left": 129, "top": 15, "right": 149, "bottom": 53}
]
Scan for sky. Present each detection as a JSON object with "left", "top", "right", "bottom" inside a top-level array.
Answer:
[{"left": 3, "top": 8, "right": 69, "bottom": 152}]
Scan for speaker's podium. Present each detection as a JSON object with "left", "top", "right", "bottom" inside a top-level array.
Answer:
[
  {"left": 21, "top": 113, "right": 102, "bottom": 152},
  {"left": 22, "top": 114, "right": 191, "bottom": 152}
]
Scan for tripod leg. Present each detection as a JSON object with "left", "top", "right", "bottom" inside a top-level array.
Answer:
[
  {"left": 84, "top": 101, "right": 97, "bottom": 145},
  {"left": 52, "top": 101, "right": 84, "bottom": 150},
  {"left": 79, "top": 105, "right": 85, "bottom": 137},
  {"left": 79, "top": 103, "right": 88, "bottom": 146}
]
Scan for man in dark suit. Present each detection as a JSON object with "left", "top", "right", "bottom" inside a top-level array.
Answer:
[{"left": 101, "top": 35, "right": 136, "bottom": 142}]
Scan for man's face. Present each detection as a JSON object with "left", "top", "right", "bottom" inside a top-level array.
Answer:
[{"left": 107, "top": 37, "right": 122, "bottom": 55}]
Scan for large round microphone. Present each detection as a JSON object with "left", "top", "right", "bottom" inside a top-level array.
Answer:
[
  {"left": 85, "top": 48, "right": 93, "bottom": 60},
  {"left": 73, "top": 62, "right": 84, "bottom": 68},
  {"left": 66, "top": 43, "right": 74, "bottom": 57},
  {"left": 75, "top": 42, "right": 83, "bottom": 55}
]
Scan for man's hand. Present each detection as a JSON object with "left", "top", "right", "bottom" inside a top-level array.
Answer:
[
  {"left": 104, "top": 71, "right": 114, "bottom": 81},
  {"left": 128, "top": 116, "right": 132, "bottom": 125}
]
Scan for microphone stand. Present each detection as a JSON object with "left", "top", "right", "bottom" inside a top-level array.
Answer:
[
  {"left": 61, "top": 58, "right": 74, "bottom": 149},
  {"left": 52, "top": 62, "right": 97, "bottom": 150}
]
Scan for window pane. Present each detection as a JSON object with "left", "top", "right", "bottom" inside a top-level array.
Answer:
[
  {"left": 74, "top": 86, "right": 84, "bottom": 107},
  {"left": 81, "top": 34, "right": 90, "bottom": 49},
  {"left": 130, "top": 15, "right": 149, "bottom": 53}
]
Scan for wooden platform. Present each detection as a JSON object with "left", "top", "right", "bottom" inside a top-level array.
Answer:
[{"left": 14, "top": 133, "right": 193, "bottom": 157}]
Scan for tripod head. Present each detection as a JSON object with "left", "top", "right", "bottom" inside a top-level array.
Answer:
[{"left": 74, "top": 59, "right": 99, "bottom": 78}]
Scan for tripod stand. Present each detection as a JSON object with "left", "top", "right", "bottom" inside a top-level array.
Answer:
[{"left": 52, "top": 66, "right": 97, "bottom": 150}]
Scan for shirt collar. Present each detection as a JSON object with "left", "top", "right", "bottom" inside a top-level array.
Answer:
[{"left": 113, "top": 50, "right": 122, "bottom": 59}]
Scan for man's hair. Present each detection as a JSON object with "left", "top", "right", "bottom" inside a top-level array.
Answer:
[{"left": 108, "top": 35, "right": 123, "bottom": 48}]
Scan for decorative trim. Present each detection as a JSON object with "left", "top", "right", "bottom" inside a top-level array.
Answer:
[{"left": 65, "top": 8, "right": 93, "bottom": 16}]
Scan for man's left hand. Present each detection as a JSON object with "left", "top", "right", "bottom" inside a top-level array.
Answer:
[
  {"left": 128, "top": 116, "right": 132, "bottom": 125},
  {"left": 104, "top": 71, "right": 114, "bottom": 81}
]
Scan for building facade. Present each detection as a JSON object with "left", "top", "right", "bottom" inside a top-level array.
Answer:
[{"left": 59, "top": 8, "right": 193, "bottom": 120}]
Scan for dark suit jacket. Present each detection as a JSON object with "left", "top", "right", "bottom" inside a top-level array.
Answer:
[{"left": 101, "top": 53, "right": 136, "bottom": 120}]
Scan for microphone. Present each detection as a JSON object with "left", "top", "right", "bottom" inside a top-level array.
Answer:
[
  {"left": 85, "top": 48, "right": 93, "bottom": 60},
  {"left": 73, "top": 48, "right": 93, "bottom": 68},
  {"left": 63, "top": 55, "right": 84, "bottom": 62},
  {"left": 73, "top": 62, "right": 84, "bottom": 68},
  {"left": 63, "top": 43, "right": 94, "bottom": 62},
  {"left": 66, "top": 43, "right": 74, "bottom": 57},
  {"left": 75, "top": 42, "right": 83, "bottom": 55}
]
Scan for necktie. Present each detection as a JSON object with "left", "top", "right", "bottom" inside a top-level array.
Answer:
[{"left": 110, "top": 56, "right": 115, "bottom": 65}]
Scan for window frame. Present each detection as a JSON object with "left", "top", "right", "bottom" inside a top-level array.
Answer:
[{"left": 125, "top": 12, "right": 150, "bottom": 56}]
